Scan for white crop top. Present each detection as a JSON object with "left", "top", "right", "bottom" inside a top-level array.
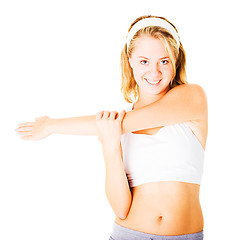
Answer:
[{"left": 121, "top": 105, "right": 205, "bottom": 187}]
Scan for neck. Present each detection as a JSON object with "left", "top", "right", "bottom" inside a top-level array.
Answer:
[{"left": 133, "top": 88, "right": 170, "bottom": 110}]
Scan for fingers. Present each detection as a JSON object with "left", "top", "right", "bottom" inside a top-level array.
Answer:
[
  {"left": 16, "top": 127, "right": 32, "bottom": 136},
  {"left": 18, "top": 122, "right": 34, "bottom": 128},
  {"left": 16, "top": 125, "right": 37, "bottom": 140},
  {"left": 17, "top": 116, "right": 47, "bottom": 129},
  {"left": 16, "top": 124, "right": 33, "bottom": 132},
  {"left": 109, "top": 111, "right": 119, "bottom": 119},
  {"left": 16, "top": 120, "right": 34, "bottom": 138},
  {"left": 96, "top": 111, "right": 110, "bottom": 120},
  {"left": 117, "top": 110, "right": 126, "bottom": 121},
  {"left": 16, "top": 129, "right": 33, "bottom": 140},
  {"left": 16, "top": 116, "right": 50, "bottom": 141},
  {"left": 103, "top": 111, "right": 110, "bottom": 118},
  {"left": 16, "top": 126, "right": 33, "bottom": 131},
  {"left": 20, "top": 135, "right": 33, "bottom": 140},
  {"left": 96, "top": 111, "right": 119, "bottom": 119},
  {"left": 96, "top": 111, "right": 104, "bottom": 120},
  {"left": 18, "top": 132, "right": 32, "bottom": 137}
]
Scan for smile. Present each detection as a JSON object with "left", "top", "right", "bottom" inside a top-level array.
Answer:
[{"left": 144, "top": 78, "right": 162, "bottom": 86}]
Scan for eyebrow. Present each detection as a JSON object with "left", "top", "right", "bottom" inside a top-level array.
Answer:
[
  {"left": 138, "top": 56, "right": 169, "bottom": 60},
  {"left": 138, "top": 56, "right": 150, "bottom": 60}
]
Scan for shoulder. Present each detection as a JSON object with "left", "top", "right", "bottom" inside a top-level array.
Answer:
[
  {"left": 165, "top": 83, "right": 208, "bottom": 123},
  {"left": 186, "top": 83, "right": 207, "bottom": 110},
  {"left": 171, "top": 83, "right": 207, "bottom": 111},
  {"left": 179, "top": 84, "right": 208, "bottom": 149},
  {"left": 172, "top": 83, "right": 207, "bottom": 98}
]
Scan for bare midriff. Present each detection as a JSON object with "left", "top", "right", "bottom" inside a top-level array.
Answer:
[{"left": 115, "top": 181, "right": 204, "bottom": 236}]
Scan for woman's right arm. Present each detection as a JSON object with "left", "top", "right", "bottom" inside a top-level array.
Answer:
[
  {"left": 17, "top": 83, "right": 207, "bottom": 141},
  {"left": 16, "top": 115, "right": 98, "bottom": 140},
  {"left": 49, "top": 115, "right": 98, "bottom": 136}
]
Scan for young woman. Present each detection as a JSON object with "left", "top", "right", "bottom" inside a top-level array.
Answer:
[{"left": 16, "top": 15, "right": 208, "bottom": 240}]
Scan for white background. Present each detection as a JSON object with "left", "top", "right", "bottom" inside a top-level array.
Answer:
[{"left": 0, "top": 0, "right": 228, "bottom": 239}]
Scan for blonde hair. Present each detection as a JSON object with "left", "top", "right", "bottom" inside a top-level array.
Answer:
[{"left": 121, "top": 15, "right": 188, "bottom": 103}]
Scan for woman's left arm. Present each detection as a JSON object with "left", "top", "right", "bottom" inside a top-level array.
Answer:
[
  {"left": 96, "top": 110, "right": 132, "bottom": 220},
  {"left": 122, "top": 83, "right": 208, "bottom": 133}
]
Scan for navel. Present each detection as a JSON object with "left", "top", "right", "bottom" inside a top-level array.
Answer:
[{"left": 158, "top": 215, "right": 163, "bottom": 222}]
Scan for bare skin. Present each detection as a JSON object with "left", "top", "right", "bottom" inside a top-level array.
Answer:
[
  {"left": 16, "top": 36, "right": 208, "bottom": 236},
  {"left": 115, "top": 181, "right": 203, "bottom": 235}
]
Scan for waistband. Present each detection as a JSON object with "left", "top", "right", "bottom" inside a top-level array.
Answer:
[{"left": 110, "top": 222, "right": 204, "bottom": 240}]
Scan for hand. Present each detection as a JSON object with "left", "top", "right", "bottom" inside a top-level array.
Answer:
[
  {"left": 95, "top": 110, "right": 126, "bottom": 150},
  {"left": 16, "top": 116, "right": 52, "bottom": 141}
]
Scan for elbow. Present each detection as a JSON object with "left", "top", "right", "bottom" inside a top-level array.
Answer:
[
  {"left": 116, "top": 210, "right": 129, "bottom": 220},
  {"left": 107, "top": 196, "right": 131, "bottom": 220},
  {"left": 115, "top": 204, "right": 131, "bottom": 220},
  {"left": 105, "top": 185, "right": 132, "bottom": 220}
]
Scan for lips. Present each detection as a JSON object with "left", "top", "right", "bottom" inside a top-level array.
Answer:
[{"left": 144, "top": 78, "right": 162, "bottom": 86}]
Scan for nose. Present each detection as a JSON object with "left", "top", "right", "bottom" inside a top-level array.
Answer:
[{"left": 145, "top": 63, "right": 162, "bottom": 81}]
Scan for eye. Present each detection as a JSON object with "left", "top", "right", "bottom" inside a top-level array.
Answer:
[
  {"left": 160, "top": 59, "right": 169, "bottom": 65},
  {"left": 140, "top": 60, "right": 149, "bottom": 65}
]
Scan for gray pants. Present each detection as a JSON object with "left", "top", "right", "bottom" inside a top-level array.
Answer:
[{"left": 109, "top": 223, "right": 203, "bottom": 240}]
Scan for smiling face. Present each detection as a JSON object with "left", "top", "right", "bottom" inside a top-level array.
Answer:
[{"left": 129, "top": 35, "right": 175, "bottom": 103}]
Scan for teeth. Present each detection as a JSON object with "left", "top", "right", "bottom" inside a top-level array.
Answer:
[{"left": 147, "top": 79, "right": 160, "bottom": 84}]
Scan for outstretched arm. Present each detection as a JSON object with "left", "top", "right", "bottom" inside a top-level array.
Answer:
[
  {"left": 16, "top": 115, "right": 98, "bottom": 140},
  {"left": 16, "top": 84, "right": 207, "bottom": 140}
]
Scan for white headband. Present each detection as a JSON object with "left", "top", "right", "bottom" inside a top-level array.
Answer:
[{"left": 126, "top": 18, "right": 180, "bottom": 49}]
